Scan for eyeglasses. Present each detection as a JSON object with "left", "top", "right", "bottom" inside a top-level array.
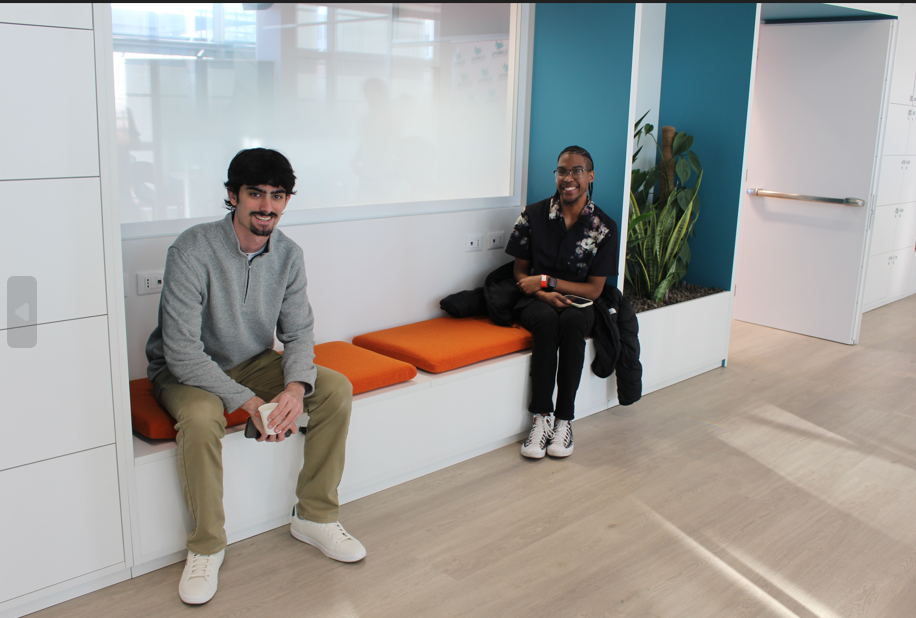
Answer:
[{"left": 554, "top": 167, "right": 591, "bottom": 179}]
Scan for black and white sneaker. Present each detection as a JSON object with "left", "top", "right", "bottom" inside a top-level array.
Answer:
[
  {"left": 547, "top": 419, "right": 573, "bottom": 457},
  {"left": 521, "top": 414, "right": 554, "bottom": 459}
]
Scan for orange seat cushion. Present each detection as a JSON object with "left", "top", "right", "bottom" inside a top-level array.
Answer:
[
  {"left": 129, "top": 379, "right": 248, "bottom": 441},
  {"left": 313, "top": 341, "right": 417, "bottom": 394},
  {"left": 130, "top": 342, "right": 417, "bottom": 440},
  {"left": 352, "top": 316, "right": 533, "bottom": 373}
]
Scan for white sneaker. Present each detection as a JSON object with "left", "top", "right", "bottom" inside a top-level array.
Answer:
[
  {"left": 521, "top": 414, "right": 554, "bottom": 459},
  {"left": 547, "top": 419, "right": 574, "bottom": 457},
  {"left": 291, "top": 508, "right": 366, "bottom": 562},
  {"left": 178, "top": 549, "right": 224, "bottom": 605}
]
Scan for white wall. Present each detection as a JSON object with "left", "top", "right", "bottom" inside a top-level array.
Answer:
[
  {"left": 123, "top": 2, "right": 669, "bottom": 383},
  {"left": 123, "top": 206, "right": 520, "bottom": 379},
  {"left": 633, "top": 3, "right": 666, "bottom": 173}
]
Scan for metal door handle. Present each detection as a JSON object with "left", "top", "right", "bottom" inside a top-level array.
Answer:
[{"left": 746, "top": 189, "right": 864, "bottom": 207}]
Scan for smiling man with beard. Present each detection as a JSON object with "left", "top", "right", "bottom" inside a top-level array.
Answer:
[
  {"left": 507, "top": 145, "right": 618, "bottom": 459},
  {"left": 145, "top": 148, "right": 365, "bottom": 605}
]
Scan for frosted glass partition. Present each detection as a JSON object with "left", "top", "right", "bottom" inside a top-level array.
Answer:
[{"left": 111, "top": 3, "right": 525, "bottom": 236}]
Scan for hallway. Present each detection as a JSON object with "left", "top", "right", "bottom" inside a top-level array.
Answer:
[{"left": 37, "top": 295, "right": 916, "bottom": 617}]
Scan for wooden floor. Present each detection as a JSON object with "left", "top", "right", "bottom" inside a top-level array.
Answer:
[{"left": 35, "top": 296, "right": 916, "bottom": 618}]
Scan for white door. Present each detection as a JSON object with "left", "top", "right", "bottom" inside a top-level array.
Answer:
[{"left": 735, "top": 20, "right": 893, "bottom": 344}]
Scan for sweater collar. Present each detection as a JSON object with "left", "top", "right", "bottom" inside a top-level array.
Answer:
[{"left": 218, "top": 212, "right": 272, "bottom": 257}]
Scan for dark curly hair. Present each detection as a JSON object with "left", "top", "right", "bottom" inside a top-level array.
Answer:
[{"left": 224, "top": 148, "right": 297, "bottom": 210}]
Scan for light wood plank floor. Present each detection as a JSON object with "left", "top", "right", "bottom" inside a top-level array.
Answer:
[{"left": 34, "top": 295, "right": 916, "bottom": 618}]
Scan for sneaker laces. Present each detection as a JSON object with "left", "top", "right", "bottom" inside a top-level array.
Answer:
[
  {"left": 186, "top": 552, "right": 216, "bottom": 579},
  {"left": 553, "top": 420, "right": 572, "bottom": 446},
  {"left": 526, "top": 414, "right": 554, "bottom": 447},
  {"left": 320, "top": 522, "right": 355, "bottom": 545}
]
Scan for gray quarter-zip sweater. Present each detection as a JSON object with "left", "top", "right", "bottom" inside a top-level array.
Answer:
[{"left": 146, "top": 213, "right": 316, "bottom": 411}]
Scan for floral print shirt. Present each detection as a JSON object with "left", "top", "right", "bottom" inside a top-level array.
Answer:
[{"left": 505, "top": 196, "right": 618, "bottom": 282}]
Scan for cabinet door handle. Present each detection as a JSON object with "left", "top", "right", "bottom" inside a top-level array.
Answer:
[{"left": 746, "top": 189, "right": 864, "bottom": 207}]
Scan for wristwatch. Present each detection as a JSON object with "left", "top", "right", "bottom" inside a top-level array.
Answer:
[{"left": 540, "top": 275, "right": 557, "bottom": 292}]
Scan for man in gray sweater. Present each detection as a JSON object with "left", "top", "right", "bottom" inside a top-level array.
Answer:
[{"left": 146, "top": 148, "right": 364, "bottom": 605}]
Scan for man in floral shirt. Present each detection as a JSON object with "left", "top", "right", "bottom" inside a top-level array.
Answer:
[{"left": 506, "top": 145, "right": 618, "bottom": 459}]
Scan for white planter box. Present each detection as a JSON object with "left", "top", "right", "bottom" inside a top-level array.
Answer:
[{"left": 636, "top": 291, "right": 732, "bottom": 395}]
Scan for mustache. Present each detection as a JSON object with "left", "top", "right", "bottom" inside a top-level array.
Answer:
[{"left": 252, "top": 211, "right": 280, "bottom": 219}]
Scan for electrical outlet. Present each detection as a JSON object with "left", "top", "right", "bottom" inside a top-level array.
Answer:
[
  {"left": 487, "top": 231, "right": 505, "bottom": 250},
  {"left": 137, "top": 271, "right": 164, "bottom": 296},
  {"left": 465, "top": 234, "right": 482, "bottom": 252}
]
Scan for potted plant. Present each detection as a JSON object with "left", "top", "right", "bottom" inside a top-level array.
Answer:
[{"left": 626, "top": 112, "right": 703, "bottom": 303}]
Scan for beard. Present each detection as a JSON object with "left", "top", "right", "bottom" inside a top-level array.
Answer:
[
  {"left": 248, "top": 212, "right": 277, "bottom": 236},
  {"left": 560, "top": 187, "right": 582, "bottom": 205}
]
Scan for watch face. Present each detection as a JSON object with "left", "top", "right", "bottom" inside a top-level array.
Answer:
[{"left": 548, "top": 277, "right": 557, "bottom": 290}]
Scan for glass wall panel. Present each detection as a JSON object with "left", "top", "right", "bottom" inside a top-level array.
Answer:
[{"left": 111, "top": 3, "right": 519, "bottom": 228}]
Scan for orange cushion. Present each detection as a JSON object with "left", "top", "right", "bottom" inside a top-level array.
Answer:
[
  {"left": 352, "top": 316, "right": 533, "bottom": 373},
  {"left": 129, "top": 379, "right": 248, "bottom": 441},
  {"left": 130, "top": 342, "right": 417, "bottom": 440},
  {"left": 313, "top": 341, "right": 417, "bottom": 394}
]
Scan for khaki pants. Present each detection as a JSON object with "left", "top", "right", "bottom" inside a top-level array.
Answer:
[{"left": 152, "top": 349, "right": 352, "bottom": 555}]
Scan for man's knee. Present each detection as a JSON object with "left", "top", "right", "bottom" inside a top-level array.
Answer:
[
  {"left": 175, "top": 399, "right": 227, "bottom": 442},
  {"left": 177, "top": 409, "right": 226, "bottom": 440},
  {"left": 309, "top": 368, "right": 353, "bottom": 417},
  {"left": 524, "top": 302, "right": 560, "bottom": 331},
  {"left": 559, "top": 308, "right": 592, "bottom": 336}
]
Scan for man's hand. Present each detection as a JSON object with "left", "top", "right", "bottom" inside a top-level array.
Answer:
[
  {"left": 241, "top": 395, "right": 272, "bottom": 442},
  {"left": 517, "top": 275, "right": 545, "bottom": 296},
  {"left": 241, "top": 383, "right": 305, "bottom": 443},
  {"left": 535, "top": 290, "right": 572, "bottom": 309},
  {"left": 268, "top": 383, "right": 305, "bottom": 439}
]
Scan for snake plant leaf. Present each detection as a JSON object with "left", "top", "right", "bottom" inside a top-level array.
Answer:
[
  {"left": 632, "top": 144, "right": 644, "bottom": 164},
  {"left": 679, "top": 240, "right": 691, "bottom": 264},
  {"left": 630, "top": 211, "right": 656, "bottom": 226},
  {"left": 634, "top": 110, "right": 651, "bottom": 134},
  {"left": 626, "top": 117, "right": 702, "bottom": 303}
]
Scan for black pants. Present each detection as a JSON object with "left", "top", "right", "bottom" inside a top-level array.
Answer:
[{"left": 517, "top": 300, "right": 596, "bottom": 421}]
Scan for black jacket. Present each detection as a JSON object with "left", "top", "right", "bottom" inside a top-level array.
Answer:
[
  {"left": 591, "top": 286, "right": 642, "bottom": 405},
  {"left": 480, "top": 261, "right": 643, "bottom": 405}
]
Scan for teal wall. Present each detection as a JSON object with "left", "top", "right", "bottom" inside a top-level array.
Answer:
[
  {"left": 658, "top": 3, "right": 757, "bottom": 291},
  {"left": 527, "top": 3, "right": 635, "bottom": 282}
]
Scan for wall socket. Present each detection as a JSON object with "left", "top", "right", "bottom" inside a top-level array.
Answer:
[
  {"left": 465, "top": 234, "right": 482, "bottom": 252},
  {"left": 486, "top": 231, "right": 505, "bottom": 249},
  {"left": 137, "top": 271, "right": 164, "bottom": 295}
]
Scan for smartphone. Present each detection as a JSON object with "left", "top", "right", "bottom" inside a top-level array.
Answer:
[
  {"left": 244, "top": 417, "right": 299, "bottom": 439},
  {"left": 563, "top": 294, "right": 593, "bottom": 308}
]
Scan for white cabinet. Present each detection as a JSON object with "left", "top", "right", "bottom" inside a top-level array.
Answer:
[
  {"left": 0, "top": 179, "right": 107, "bottom": 326},
  {"left": 889, "top": 250, "right": 913, "bottom": 298},
  {"left": 890, "top": 4, "right": 916, "bottom": 106},
  {"left": 871, "top": 205, "right": 898, "bottom": 255},
  {"left": 0, "top": 5, "right": 131, "bottom": 616},
  {"left": 0, "top": 446, "right": 124, "bottom": 603},
  {"left": 0, "top": 23, "right": 99, "bottom": 181},
  {"left": 902, "top": 159, "right": 916, "bottom": 204},
  {"left": 864, "top": 251, "right": 894, "bottom": 306},
  {"left": 0, "top": 3, "right": 92, "bottom": 29},
  {"left": 0, "top": 317, "right": 114, "bottom": 471},
  {"left": 877, "top": 156, "right": 906, "bottom": 205},
  {"left": 894, "top": 203, "right": 916, "bottom": 250},
  {"left": 883, "top": 104, "right": 912, "bottom": 155},
  {"left": 865, "top": 203, "right": 916, "bottom": 308}
]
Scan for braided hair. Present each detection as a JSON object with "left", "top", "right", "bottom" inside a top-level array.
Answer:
[{"left": 556, "top": 145, "right": 594, "bottom": 202}]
